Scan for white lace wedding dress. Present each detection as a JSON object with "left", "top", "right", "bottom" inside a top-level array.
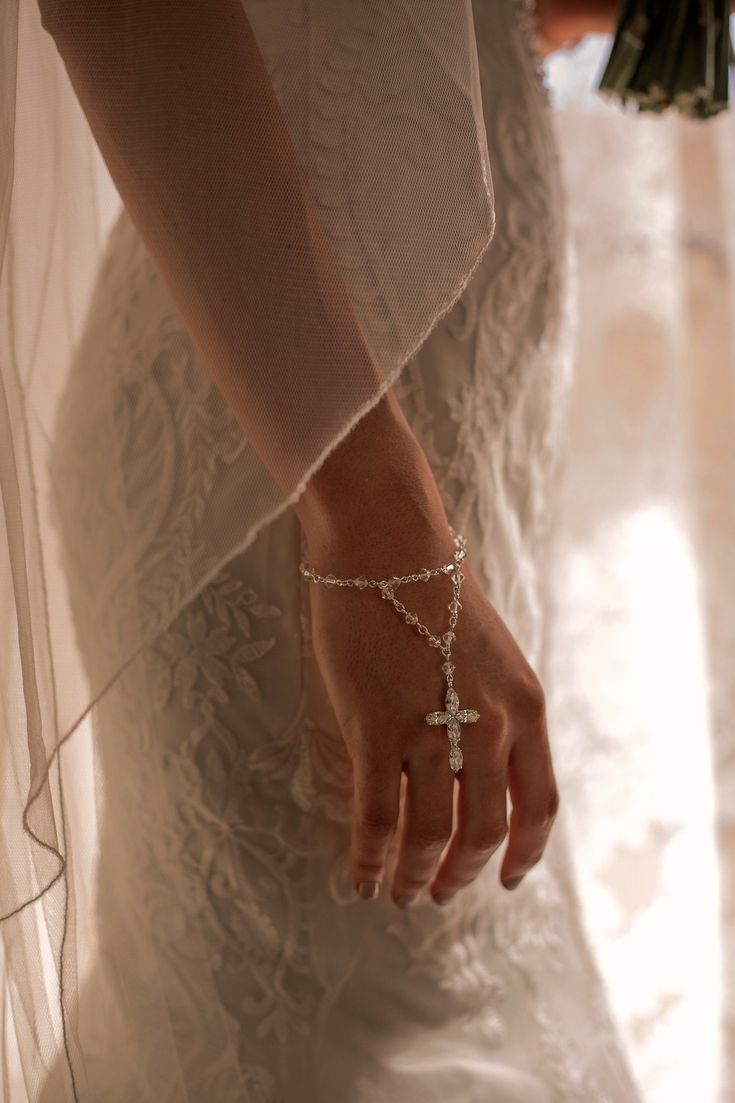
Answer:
[{"left": 41, "top": 2, "right": 643, "bottom": 1100}]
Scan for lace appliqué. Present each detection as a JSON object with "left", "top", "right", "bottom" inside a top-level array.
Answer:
[
  {"left": 512, "top": 0, "right": 553, "bottom": 104},
  {"left": 147, "top": 566, "right": 329, "bottom": 1053}
]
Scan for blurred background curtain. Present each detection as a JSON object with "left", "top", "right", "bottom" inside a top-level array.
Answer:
[{"left": 546, "top": 32, "right": 735, "bottom": 1103}]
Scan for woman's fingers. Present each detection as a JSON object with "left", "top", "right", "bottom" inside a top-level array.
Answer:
[
  {"left": 345, "top": 602, "right": 559, "bottom": 905},
  {"left": 499, "top": 719, "right": 560, "bottom": 890},
  {"left": 351, "top": 746, "right": 403, "bottom": 899},
  {"left": 428, "top": 709, "right": 510, "bottom": 902},
  {"left": 389, "top": 741, "right": 456, "bottom": 906}
]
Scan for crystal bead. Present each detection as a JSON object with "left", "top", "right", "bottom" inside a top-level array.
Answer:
[
  {"left": 442, "top": 631, "right": 455, "bottom": 644},
  {"left": 420, "top": 568, "right": 430, "bottom": 581},
  {"left": 325, "top": 573, "right": 337, "bottom": 585},
  {"left": 441, "top": 661, "right": 455, "bottom": 675},
  {"left": 429, "top": 637, "right": 441, "bottom": 648},
  {"left": 405, "top": 613, "right": 418, "bottom": 625},
  {"left": 355, "top": 576, "right": 368, "bottom": 589}
]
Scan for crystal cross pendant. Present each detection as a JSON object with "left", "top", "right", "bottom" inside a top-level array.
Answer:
[{"left": 425, "top": 687, "right": 480, "bottom": 774}]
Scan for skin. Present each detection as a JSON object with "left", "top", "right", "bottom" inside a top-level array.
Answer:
[
  {"left": 39, "top": 0, "right": 617, "bottom": 910},
  {"left": 535, "top": 0, "right": 618, "bottom": 51},
  {"left": 536, "top": 0, "right": 735, "bottom": 54},
  {"left": 298, "top": 395, "right": 558, "bottom": 906}
]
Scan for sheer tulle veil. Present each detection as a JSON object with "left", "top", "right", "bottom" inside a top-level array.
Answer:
[{"left": 0, "top": 0, "right": 495, "bottom": 1095}]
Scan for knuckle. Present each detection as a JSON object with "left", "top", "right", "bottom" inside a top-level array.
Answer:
[
  {"left": 413, "top": 822, "right": 453, "bottom": 852},
  {"left": 521, "top": 841, "right": 547, "bottom": 870},
  {"left": 465, "top": 819, "right": 508, "bottom": 852},
  {"left": 525, "top": 787, "right": 560, "bottom": 831},
  {"left": 356, "top": 744, "right": 395, "bottom": 779},
  {"left": 355, "top": 858, "right": 385, "bottom": 881},
  {"left": 515, "top": 674, "right": 547, "bottom": 724},
  {"left": 525, "top": 809, "right": 552, "bottom": 833},
  {"left": 422, "top": 739, "right": 453, "bottom": 767},
  {"left": 482, "top": 753, "right": 508, "bottom": 782},
  {"left": 436, "top": 876, "right": 475, "bottom": 897},
  {"left": 356, "top": 808, "right": 396, "bottom": 840},
  {"left": 477, "top": 755, "right": 508, "bottom": 794},
  {"left": 480, "top": 703, "right": 508, "bottom": 741}
]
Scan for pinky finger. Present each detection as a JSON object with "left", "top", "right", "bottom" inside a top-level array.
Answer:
[{"left": 499, "top": 733, "right": 560, "bottom": 890}]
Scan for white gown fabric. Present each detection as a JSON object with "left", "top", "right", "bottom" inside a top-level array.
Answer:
[
  {"left": 4, "top": 3, "right": 645, "bottom": 1101},
  {"left": 546, "top": 45, "right": 735, "bottom": 1100}
]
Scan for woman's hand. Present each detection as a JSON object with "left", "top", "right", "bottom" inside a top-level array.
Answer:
[
  {"left": 534, "top": 0, "right": 618, "bottom": 52},
  {"left": 296, "top": 396, "right": 560, "bottom": 907}
]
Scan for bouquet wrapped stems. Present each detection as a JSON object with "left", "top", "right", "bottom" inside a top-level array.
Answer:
[{"left": 598, "top": 0, "right": 733, "bottom": 117}]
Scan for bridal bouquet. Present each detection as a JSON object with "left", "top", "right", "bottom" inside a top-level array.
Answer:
[{"left": 598, "top": 0, "right": 734, "bottom": 117}]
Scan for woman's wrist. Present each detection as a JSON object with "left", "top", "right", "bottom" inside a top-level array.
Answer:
[{"left": 295, "top": 391, "right": 454, "bottom": 575}]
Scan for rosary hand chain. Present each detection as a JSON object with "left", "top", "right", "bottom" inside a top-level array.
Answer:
[
  {"left": 299, "top": 527, "right": 480, "bottom": 774},
  {"left": 301, "top": 530, "right": 464, "bottom": 657},
  {"left": 299, "top": 527, "right": 466, "bottom": 589}
]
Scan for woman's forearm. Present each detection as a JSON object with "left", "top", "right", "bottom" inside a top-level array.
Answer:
[
  {"left": 293, "top": 388, "right": 453, "bottom": 565},
  {"left": 39, "top": 0, "right": 407, "bottom": 513}
]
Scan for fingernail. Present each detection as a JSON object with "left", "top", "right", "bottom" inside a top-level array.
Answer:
[
  {"left": 433, "top": 891, "right": 455, "bottom": 906},
  {"left": 503, "top": 875, "right": 523, "bottom": 891},
  {"left": 395, "top": 894, "right": 417, "bottom": 909},
  {"left": 357, "top": 881, "right": 379, "bottom": 900}
]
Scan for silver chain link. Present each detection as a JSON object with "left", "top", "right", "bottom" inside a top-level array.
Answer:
[{"left": 299, "top": 526, "right": 467, "bottom": 692}]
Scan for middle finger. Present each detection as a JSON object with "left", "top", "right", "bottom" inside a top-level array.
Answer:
[{"left": 390, "top": 742, "right": 455, "bottom": 906}]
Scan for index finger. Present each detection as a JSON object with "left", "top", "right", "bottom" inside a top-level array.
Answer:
[{"left": 351, "top": 747, "right": 403, "bottom": 899}]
